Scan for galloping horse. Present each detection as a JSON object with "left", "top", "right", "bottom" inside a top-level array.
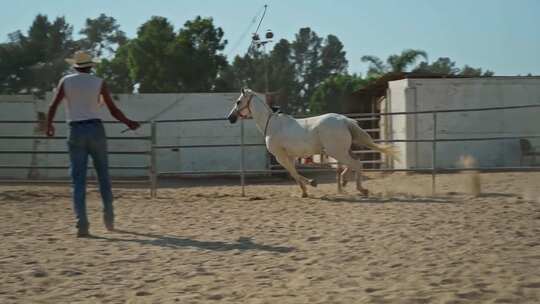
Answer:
[{"left": 227, "top": 89, "right": 398, "bottom": 197}]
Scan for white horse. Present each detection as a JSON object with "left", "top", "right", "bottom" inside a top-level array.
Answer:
[{"left": 227, "top": 89, "right": 398, "bottom": 197}]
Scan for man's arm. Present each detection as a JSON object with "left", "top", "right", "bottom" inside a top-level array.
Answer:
[
  {"left": 46, "top": 82, "right": 65, "bottom": 137},
  {"left": 100, "top": 82, "right": 140, "bottom": 130}
]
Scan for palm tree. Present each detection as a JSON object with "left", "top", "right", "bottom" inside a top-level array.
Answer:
[
  {"left": 360, "top": 55, "right": 386, "bottom": 79},
  {"left": 361, "top": 49, "right": 428, "bottom": 78}
]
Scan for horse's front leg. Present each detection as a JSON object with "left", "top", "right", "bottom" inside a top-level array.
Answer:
[
  {"left": 274, "top": 152, "right": 313, "bottom": 197},
  {"left": 288, "top": 156, "right": 317, "bottom": 188},
  {"left": 295, "top": 180, "right": 308, "bottom": 198}
]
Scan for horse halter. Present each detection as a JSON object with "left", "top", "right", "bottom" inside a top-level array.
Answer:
[
  {"left": 237, "top": 94, "right": 254, "bottom": 118},
  {"left": 253, "top": 93, "right": 274, "bottom": 137},
  {"left": 237, "top": 92, "right": 274, "bottom": 137},
  {"left": 263, "top": 111, "right": 273, "bottom": 137}
]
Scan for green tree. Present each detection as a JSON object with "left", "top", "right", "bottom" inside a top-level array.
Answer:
[
  {"left": 226, "top": 39, "right": 294, "bottom": 88},
  {"left": 267, "top": 39, "right": 297, "bottom": 113},
  {"left": 226, "top": 48, "right": 266, "bottom": 91},
  {"left": 0, "top": 14, "right": 75, "bottom": 96},
  {"left": 414, "top": 57, "right": 494, "bottom": 76},
  {"left": 309, "top": 74, "right": 366, "bottom": 114},
  {"left": 288, "top": 28, "right": 349, "bottom": 113},
  {"left": 414, "top": 57, "right": 459, "bottom": 75},
  {"left": 291, "top": 27, "right": 323, "bottom": 113},
  {"left": 228, "top": 39, "right": 298, "bottom": 112},
  {"left": 175, "top": 16, "right": 228, "bottom": 91},
  {"left": 361, "top": 49, "right": 427, "bottom": 78},
  {"left": 225, "top": 28, "right": 348, "bottom": 114},
  {"left": 123, "top": 16, "right": 228, "bottom": 93},
  {"left": 95, "top": 44, "right": 134, "bottom": 93},
  {"left": 0, "top": 35, "right": 26, "bottom": 93},
  {"left": 79, "top": 14, "right": 127, "bottom": 57},
  {"left": 320, "top": 34, "right": 348, "bottom": 76},
  {"left": 127, "top": 16, "right": 179, "bottom": 93},
  {"left": 212, "top": 63, "right": 238, "bottom": 92},
  {"left": 460, "top": 65, "right": 494, "bottom": 76}
]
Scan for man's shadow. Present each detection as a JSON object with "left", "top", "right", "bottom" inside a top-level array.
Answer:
[{"left": 92, "top": 229, "right": 295, "bottom": 253}]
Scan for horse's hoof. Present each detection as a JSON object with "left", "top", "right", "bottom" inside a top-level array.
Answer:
[
  {"left": 301, "top": 193, "right": 308, "bottom": 198},
  {"left": 359, "top": 189, "right": 369, "bottom": 196},
  {"left": 309, "top": 179, "right": 317, "bottom": 187},
  {"left": 342, "top": 180, "right": 348, "bottom": 187}
]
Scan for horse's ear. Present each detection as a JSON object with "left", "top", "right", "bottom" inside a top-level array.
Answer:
[{"left": 241, "top": 88, "right": 245, "bottom": 94}]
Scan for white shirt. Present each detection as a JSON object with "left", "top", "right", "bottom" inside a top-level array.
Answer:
[{"left": 60, "top": 72, "right": 103, "bottom": 122}]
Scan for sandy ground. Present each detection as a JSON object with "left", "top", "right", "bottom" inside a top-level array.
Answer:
[{"left": 0, "top": 172, "right": 539, "bottom": 304}]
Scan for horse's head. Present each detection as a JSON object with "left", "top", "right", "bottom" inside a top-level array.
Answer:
[{"left": 227, "top": 88, "right": 254, "bottom": 124}]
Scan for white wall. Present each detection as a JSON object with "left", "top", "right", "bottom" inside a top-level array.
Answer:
[
  {"left": 385, "top": 77, "right": 540, "bottom": 169},
  {"left": 0, "top": 93, "right": 267, "bottom": 179},
  {"left": 0, "top": 95, "right": 43, "bottom": 178},
  {"left": 386, "top": 80, "right": 411, "bottom": 169}
]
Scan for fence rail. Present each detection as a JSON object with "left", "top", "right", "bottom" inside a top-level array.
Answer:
[
  {"left": 1, "top": 103, "right": 539, "bottom": 198},
  {"left": 154, "top": 143, "right": 264, "bottom": 149},
  {"left": 0, "top": 178, "right": 150, "bottom": 184},
  {"left": 156, "top": 166, "right": 540, "bottom": 176},
  {"left": 155, "top": 117, "right": 227, "bottom": 123},
  {"left": 147, "top": 103, "right": 540, "bottom": 198},
  {"left": 0, "top": 165, "right": 149, "bottom": 170},
  {"left": 347, "top": 103, "right": 540, "bottom": 117},
  {"left": 0, "top": 120, "right": 153, "bottom": 192},
  {"left": 1, "top": 136, "right": 150, "bottom": 140},
  {"left": 375, "top": 135, "right": 540, "bottom": 143},
  {"left": 0, "top": 120, "right": 142, "bottom": 124},
  {"left": 0, "top": 150, "right": 149, "bottom": 155}
]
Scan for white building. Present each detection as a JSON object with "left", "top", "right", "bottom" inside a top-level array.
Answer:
[
  {"left": 379, "top": 77, "right": 540, "bottom": 169},
  {"left": 0, "top": 93, "right": 267, "bottom": 179}
]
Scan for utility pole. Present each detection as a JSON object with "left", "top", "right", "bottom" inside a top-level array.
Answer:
[
  {"left": 252, "top": 27, "right": 274, "bottom": 172},
  {"left": 252, "top": 29, "right": 273, "bottom": 99},
  {"left": 264, "top": 43, "right": 269, "bottom": 96}
]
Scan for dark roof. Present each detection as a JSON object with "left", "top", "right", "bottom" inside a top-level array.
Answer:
[
  {"left": 345, "top": 73, "right": 540, "bottom": 113},
  {"left": 349, "top": 72, "right": 540, "bottom": 102},
  {"left": 350, "top": 72, "right": 477, "bottom": 101}
]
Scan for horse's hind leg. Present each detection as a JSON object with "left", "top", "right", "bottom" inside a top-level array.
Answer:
[
  {"left": 341, "top": 149, "right": 362, "bottom": 187},
  {"left": 353, "top": 166, "right": 368, "bottom": 196},
  {"left": 337, "top": 165, "right": 355, "bottom": 193},
  {"left": 340, "top": 166, "right": 350, "bottom": 187},
  {"left": 327, "top": 149, "right": 368, "bottom": 196}
]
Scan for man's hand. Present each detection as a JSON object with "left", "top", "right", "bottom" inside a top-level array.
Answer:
[
  {"left": 46, "top": 124, "right": 55, "bottom": 137},
  {"left": 126, "top": 120, "right": 141, "bottom": 130},
  {"left": 101, "top": 82, "right": 141, "bottom": 131}
]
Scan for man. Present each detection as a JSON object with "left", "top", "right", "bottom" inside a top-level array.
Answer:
[{"left": 46, "top": 51, "right": 140, "bottom": 237}]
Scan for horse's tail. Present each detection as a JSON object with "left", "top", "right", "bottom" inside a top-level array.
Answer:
[{"left": 346, "top": 118, "right": 400, "bottom": 162}]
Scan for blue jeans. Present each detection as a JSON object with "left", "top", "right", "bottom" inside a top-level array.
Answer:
[{"left": 68, "top": 119, "right": 113, "bottom": 229}]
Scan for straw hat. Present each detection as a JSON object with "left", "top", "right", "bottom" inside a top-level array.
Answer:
[{"left": 65, "top": 51, "right": 99, "bottom": 68}]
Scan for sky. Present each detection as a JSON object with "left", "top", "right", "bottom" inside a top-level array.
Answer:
[{"left": 0, "top": 0, "right": 539, "bottom": 76}]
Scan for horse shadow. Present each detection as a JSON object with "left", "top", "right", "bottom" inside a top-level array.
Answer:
[{"left": 92, "top": 229, "right": 295, "bottom": 253}]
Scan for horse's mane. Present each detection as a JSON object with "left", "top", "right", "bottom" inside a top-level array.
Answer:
[{"left": 246, "top": 89, "right": 272, "bottom": 111}]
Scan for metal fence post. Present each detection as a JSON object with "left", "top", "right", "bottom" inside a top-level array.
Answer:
[
  {"left": 240, "top": 119, "right": 246, "bottom": 197},
  {"left": 431, "top": 112, "right": 438, "bottom": 196},
  {"left": 150, "top": 121, "right": 158, "bottom": 199}
]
